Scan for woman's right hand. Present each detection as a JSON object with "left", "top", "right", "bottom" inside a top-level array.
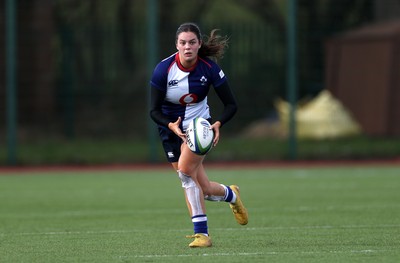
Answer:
[{"left": 168, "top": 117, "right": 186, "bottom": 142}]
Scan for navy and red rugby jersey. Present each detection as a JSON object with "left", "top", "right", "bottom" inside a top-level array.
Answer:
[{"left": 150, "top": 53, "right": 227, "bottom": 130}]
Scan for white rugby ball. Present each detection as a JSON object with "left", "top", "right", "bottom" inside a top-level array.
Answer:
[{"left": 186, "top": 117, "right": 214, "bottom": 155}]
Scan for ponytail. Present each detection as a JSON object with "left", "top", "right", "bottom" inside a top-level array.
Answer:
[{"left": 199, "top": 29, "right": 229, "bottom": 61}]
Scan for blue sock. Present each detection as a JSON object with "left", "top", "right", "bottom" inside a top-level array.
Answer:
[
  {"left": 192, "top": 214, "right": 208, "bottom": 235},
  {"left": 223, "top": 185, "right": 236, "bottom": 203}
]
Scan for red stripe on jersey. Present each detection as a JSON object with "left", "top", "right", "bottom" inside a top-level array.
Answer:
[{"left": 175, "top": 53, "right": 199, "bottom": 72}]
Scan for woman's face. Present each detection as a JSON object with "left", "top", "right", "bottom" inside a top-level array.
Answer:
[{"left": 176, "top": 31, "right": 201, "bottom": 68}]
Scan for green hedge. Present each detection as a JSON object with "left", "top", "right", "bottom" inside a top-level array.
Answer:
[{"left": 1, "top": 135, "right": 399, "bottom": 166}]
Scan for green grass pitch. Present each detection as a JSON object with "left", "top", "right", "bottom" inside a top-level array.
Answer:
[{"left": 1, "top": 164, "right": 399, "bottom": 262}]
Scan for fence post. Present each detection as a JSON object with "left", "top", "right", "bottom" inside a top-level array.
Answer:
[
  {"left": 6, "top": 0, "right": 18, "bottom": 165},
  {"left": 147, "top": 0, "right": 159, "bottom": 162},
  {"left": 287, "top": 0, "right": 298, "bottom": 160}
]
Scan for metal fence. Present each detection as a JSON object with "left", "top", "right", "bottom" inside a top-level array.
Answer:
[{"left": 54, "top": 21, "right": 285, "bottom": 138}]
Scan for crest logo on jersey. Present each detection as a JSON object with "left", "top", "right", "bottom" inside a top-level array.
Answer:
[
  {"left": 168, "top": 80, "right": 179, "bottom": 87},
  {"left": 219, "top": 70, "right": 225, "bottom": 79},
  {"left": 200, "top": 76, "right": 207, "bottom": 86},
  {"left": 179, "top": 93, "right": 198, "bottom": 105}
]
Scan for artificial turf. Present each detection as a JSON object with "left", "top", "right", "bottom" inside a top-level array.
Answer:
[{"left": 0, "top": 165, "right": 399, "bottom": 262}]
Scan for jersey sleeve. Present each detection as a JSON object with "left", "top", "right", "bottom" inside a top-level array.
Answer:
[
  {"left": 150, "top": 62, "right": 168, "bottom": 91},
  {"left": 149, "top": 57, "right": 172, "bottom": 127},
  {"left": 204, "top": 59, "right": 236, "bottom": 126},
  {"left": 207, "top": 59, "right": 227, "bottom": 88},
  {"left": 213, "top": 81, "right": 238, "bottom": 126},
  {"left": 149, "top": 86, "right": 171, "bottom": 127}
]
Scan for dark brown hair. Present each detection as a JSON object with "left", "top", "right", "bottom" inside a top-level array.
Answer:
[{"left": 175, "top": 22, "right": 229, "bottom": 61}]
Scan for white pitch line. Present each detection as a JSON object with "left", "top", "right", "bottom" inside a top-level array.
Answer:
[
  {"left": 1, "top": 224, "right": 399, "bottom": 237},
  {"left": 119, "top": 249, "right": 381, "bottom": 259},
  {"left": 124, "top": 252, "right": 265, "bottom": 259}
]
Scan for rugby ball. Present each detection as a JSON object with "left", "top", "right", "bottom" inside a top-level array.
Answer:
[{"left": 186, "top": 117, "right": 214, "bottom": 155}]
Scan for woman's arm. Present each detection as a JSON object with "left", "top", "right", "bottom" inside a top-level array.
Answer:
[
  {"left": 214, "top": 81, "right": 238, "bottom": 126},
  {"left": 149, "top": 87, "right": 170, "bottom": 127}
]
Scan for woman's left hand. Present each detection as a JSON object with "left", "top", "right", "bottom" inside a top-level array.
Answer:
[{"left": 210, "top": 121, "right": 221, "bottom": 147}]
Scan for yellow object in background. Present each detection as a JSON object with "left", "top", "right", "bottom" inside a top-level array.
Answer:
[{"left": 275, "top": 90, "right": 362, "bottom": 139}]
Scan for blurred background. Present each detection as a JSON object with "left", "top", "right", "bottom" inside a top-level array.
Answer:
[{"left": 1, "top": 0, "right": 400, "bottom": 165}]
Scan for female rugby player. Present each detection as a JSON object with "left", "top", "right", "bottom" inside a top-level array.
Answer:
[{"left": 150, "top": 22, "right": 248, "bottom": 248}]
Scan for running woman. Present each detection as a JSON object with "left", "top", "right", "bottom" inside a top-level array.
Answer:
[{"left": 149, "top": 22, "right": 248, "bottom": 248}]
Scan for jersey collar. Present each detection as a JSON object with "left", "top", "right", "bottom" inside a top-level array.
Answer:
[{"left": 175, "top": 53, "right": 198, "bottom": 72}]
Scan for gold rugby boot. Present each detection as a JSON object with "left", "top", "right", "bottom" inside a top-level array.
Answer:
[
  {"left": 186, "top": 234, "right": 212, "bottom": 248},
  {"left": 229, "top": 185, "right": 248, "bottom": 225}
]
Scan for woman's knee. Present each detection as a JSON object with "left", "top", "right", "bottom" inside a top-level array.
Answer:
[
  {"left": 177, "top": 165, "right": 194, "bottom": 176},
  {"left": 178, "top": 146, "right": 204, "bottom": 175},
  {"left": 177, "top": 159, "right": 200, "bottom": 176}
]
